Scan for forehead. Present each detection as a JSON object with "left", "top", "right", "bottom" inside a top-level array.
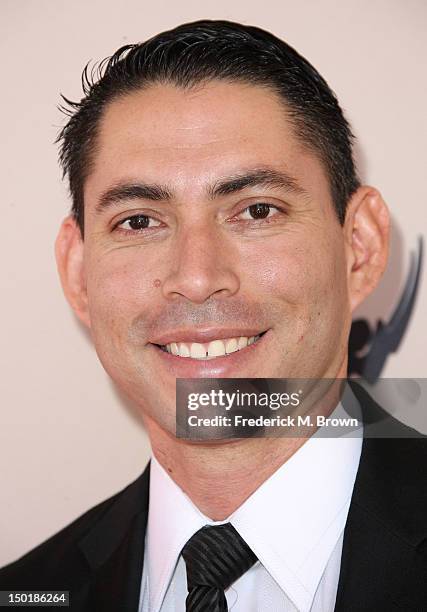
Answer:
[{"left": 85, "top": 81, "right": 330, "bottom": 202}]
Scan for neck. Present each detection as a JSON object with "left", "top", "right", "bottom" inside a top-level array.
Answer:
[
  {"left": 144, "top": 362, "right": 348, "bottom": 521},
  {"left": 147, "top": 426, "right": 307, "bottom": 520}
]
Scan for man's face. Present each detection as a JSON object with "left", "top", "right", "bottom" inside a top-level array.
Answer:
[{"left": 78, "top": 81, "right": 353, "bottom": 432}]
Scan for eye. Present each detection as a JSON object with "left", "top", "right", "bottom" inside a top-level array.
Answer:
[
  {"left": 115, "top": 214, "right": 162, "bottom": 232},
  {"left": 238, "top": 203, "right": 282, "bottom": 221}
]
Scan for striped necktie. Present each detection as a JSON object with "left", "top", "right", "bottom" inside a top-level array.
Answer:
[{"left": 181, "top": 523, "right": 258, "bottom": 611}]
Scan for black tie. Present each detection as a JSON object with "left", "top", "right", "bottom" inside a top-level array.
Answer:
[{"left": 181, "top": 523, "right": 258, "bottom": 612}]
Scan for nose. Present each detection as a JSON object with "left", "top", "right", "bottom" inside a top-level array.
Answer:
[{"left": 161, "top": 223, "right": 240, "bottom": 304}]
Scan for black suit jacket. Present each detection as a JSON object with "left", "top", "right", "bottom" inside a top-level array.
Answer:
[{"left": 1, "top": 383, "right": 426, "bottom": 611}]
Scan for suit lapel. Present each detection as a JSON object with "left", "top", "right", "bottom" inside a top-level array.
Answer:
[
  {"left": 333, "top": 453, "right": 416, "bottom": 611},
  {"left": 335, "top": 383, "right": 427, "bottom": 610},
  {"left": 77, "top": 463, "right": 150, "bottom": 612}
]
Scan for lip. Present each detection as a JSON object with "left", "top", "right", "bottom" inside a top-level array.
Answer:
[
  {"left": 149, "top": 328, "right": 271, "bottom": 378},
  {"left": 149, "top": 327, "right": 267, "bottom": 346}
]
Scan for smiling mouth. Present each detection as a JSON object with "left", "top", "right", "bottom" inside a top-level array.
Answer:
[{"left": 153, "top": 331, "right": 267, "bottom": 360}]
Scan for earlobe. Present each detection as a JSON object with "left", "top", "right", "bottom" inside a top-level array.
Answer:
[
  {"left": 54, "top": 215, "right": 91, "bottom": 328},
  {"left": 345, "top": 186, "right": 390, "bottom": 312}
]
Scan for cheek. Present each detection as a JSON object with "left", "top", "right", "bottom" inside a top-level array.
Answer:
[
  {"left": 242, "top": 235, "right": 341, "bottom": 304},
  {"left": 85, "top": 252, "right": 158, "bottom": 344},
  {"left": 241, "top": 230, "right": 349, "bottom": 346}
]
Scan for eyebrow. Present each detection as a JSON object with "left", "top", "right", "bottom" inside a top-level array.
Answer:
[{"left": 95, "top": 167, "right": 308, "bottom": 215}]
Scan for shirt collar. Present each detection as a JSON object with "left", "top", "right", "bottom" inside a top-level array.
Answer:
[
  {"left": 146, "top": 390, "right": 363, "bottom": 612},
  {"left": 146, "top": 453, "right": 228, "bottom": 611}
]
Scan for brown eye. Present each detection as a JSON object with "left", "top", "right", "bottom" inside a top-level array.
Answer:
[
  {"left": 116, "top": 214, "right": 161, "bottom": 232},
  {"left": 248, "top": 203, "right": 271, "bottom": 219},
  {"left": 127, "top": 215, "right": 150, "bottom": 230},
  {"left": 238, "top": 203, "right": 282, "bottom": 222}
]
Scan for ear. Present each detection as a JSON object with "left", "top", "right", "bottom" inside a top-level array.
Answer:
[
  {"left": 344, "top": 186, "right": 390, "bottom": 312},
  {"left": 54, "top": 215, "right": 91, "bottom": 328}
]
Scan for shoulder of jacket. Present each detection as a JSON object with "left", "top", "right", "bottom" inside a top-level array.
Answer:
[{"left": 0, "top": 469, "right": 148, "bottom": 587}]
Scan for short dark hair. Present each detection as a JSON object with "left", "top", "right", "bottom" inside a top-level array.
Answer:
[{"left": 56, "top": 19, "right": 360, "bottom": 237}]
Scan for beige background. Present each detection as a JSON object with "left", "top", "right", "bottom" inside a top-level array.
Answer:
[{"left": 1, "top": 0, "right": 426, "bottom": 566}]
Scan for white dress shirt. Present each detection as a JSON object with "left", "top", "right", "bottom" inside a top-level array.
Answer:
[{"left": 139, "top": 393, "right": 363, "bottom": 612}]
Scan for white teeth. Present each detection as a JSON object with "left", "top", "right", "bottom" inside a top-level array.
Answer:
[
  {"left": 237, "top": 336, "right": 248, "bottom": 350},
  {"left": 208, "top": 340, "right": 226, "bottom": 357},
  {"left": 190, "top": 343, "right": 206, "bottom": 358},
  {"left": 225, "top": 338, "right": 238, "bottom": 354},
  {"left": 162, "top": 333, "right": 263, "bottom": 359},
  {"left": 180, "top": 343, "right": 190, "bottom": 357}
]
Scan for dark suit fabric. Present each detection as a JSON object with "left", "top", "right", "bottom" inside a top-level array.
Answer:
[{"left": 1, "top": 383, "right": 426, "bottom": 611}]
